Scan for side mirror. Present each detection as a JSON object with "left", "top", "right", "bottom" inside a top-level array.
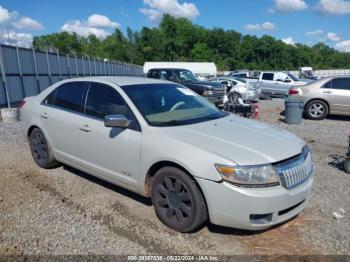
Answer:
[
  {"left": 285, "top": 79, "right": 292, "bottom": 83},
  {"left": 104, "top": 114, "right": 131, "bottom": 128}
]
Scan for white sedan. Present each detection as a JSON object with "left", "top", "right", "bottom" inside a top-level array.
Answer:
[{"left": 20, "top": 77, "right": 314, "bottom": 232}]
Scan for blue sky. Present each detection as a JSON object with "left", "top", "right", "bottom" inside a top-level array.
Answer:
[{"left": 0, "top": 0, "right": 350, "bottom": 51}]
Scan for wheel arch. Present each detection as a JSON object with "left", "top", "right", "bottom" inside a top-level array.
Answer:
[
  {"left": 305, "top": 98, "right": 330, "bottom": 111},
  {"left": 27, "top": 125, "right": 40, "bottom": 138},
  {"left": 144, "top": 160, "right": 206, "bottom": 201}
]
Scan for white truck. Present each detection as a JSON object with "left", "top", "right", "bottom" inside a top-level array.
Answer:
[{"left": 258, "top": 71, "right": 309, "bottom": 97}]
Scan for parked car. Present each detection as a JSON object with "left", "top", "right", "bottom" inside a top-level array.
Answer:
[
  {"left": 289, "top": 76, "right": 350, "bottom": 120},
  {"left": 20, "top": 77, "right": 314, "bottom": 232},
  {"left": 258, "top": 71, "right": 308, "bottom": 97},
  {"left": 147, "top": 68, "right": 224, "bottom": 106},
  {"left": 298, "top": 67, "right": 320, "bottom": 80},
  {"left": 209, "top": 76, "right": 261, "bottom": 103},
  {"left": 231, "top": 71, "right": 259, "bottom": 80}
]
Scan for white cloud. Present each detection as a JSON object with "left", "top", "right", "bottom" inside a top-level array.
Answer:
[
  {"left": 1, "top": 30, "right": 32, "bottom": 47},
  {"left": 61, "top": 14, "right": 120, "bottom": 39},
  {"left": 305, "top": 29, "right": 323, "bottom": 36},
  {"left": 14, "top": 17, "right": 44, "bottom": 30},
  {"left": 282, "top": 36, "right": 296, "bottom": 46},
  {"left": 269, "top": 0, "right": 308, "bottom": 13},
  {"left": 245, "top": 22, "right": 276, "bottom": 32},
  {"left": 316, "top": 0, "right": 350, "bottom": 15},
  {"left": 0, "top": 5, "right": 13, "bottom": 24},
  {"left": 327, "top": 32, "right": 341, "bottom": 41},
  {"left": 245, "top": 24, "right": 260, "bottom": 32},
  {"left": 335, "top": 40, "right": 350, "bottom": 52},
  {"left": 261, "top": 22, "right": 276, "bottom": 30},
  {"left": 0, "top": 5, "right": 44, "bottom": 47},
  {"left": 139, "top": 0, "right": 200, "bottom": 23},
  {"left": 86, "top": 14, "right": 120, "bottom": 28}
]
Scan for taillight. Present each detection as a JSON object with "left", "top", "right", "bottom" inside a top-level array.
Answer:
[
  {"left": 289, "top": 89, "right": 299, "bottom": 95},
  {"left": 19, "top": 100, "right": 26, "bottom": 109}
]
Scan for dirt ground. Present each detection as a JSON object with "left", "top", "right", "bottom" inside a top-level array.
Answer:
[{"left": 0, "top": 99, "right": 349, "bottom": 256}]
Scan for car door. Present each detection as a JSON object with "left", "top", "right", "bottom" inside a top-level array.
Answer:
[
  {"left": 40, "top": 82, "right": 87, "bottom": 163},
  {"left": 76, "top": 82, "right": 142, "bottom": 189},
  {"left": 322, "top": 77, "right": 350, "bottom": 114},
  {"left": 273, "top": 73, "right": 291, "bottom": 96},
  {"left": 259, "top": 73, "right": 275, "bottom": 94}
]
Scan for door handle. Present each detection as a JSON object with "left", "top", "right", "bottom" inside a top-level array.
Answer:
[
  {"left": 40, "top": 112, "right": 48, "bottom": 119},
  {"left": 322, "top": 91, "right": 332, "bottom": 94},
  {"left": 79, "top": 125, "right": 91, "bottom": 132}
]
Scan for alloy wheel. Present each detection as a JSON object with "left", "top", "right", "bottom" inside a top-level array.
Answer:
[
  {"left": 30, "top": 131, "right": 49, "bottom": 166},
  {"left": 153, "top": 176, "right": 193, "bottom": 225},
  {"left": 309, "top": 103, "right": 325, "bottom": 118}
]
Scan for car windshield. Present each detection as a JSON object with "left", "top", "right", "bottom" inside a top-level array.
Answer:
[
  {"left": 176, "top": 70, "right": 198, "bottom": 82},
  {"left": 287, "top": 73, "right": 300, "bottom": 81},
  {"left": 121, "top": 84, "right": 228, "bottom": 127}
]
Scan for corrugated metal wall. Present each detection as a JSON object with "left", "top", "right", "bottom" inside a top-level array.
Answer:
[{"left": 0, "top": 44, "right": 144, "bottom": 108}]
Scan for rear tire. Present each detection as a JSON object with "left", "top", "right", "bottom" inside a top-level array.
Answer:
[
  {"left": 151, "top": 167, "right": 208, "bottom": 233},
  {"left": 29, "top": 128, "right": 59, "bottom": 169},
  {"left": 305, "top": 100, "right": 329, "bottom": 120}
]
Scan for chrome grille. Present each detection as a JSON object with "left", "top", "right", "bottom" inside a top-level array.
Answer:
[{"left": 275, "top": 148, "right": 314, "bottom": 189}]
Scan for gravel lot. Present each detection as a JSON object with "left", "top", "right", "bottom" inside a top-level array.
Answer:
[{"left": 0, "top": 99, "right": 349, "bottom": 256}]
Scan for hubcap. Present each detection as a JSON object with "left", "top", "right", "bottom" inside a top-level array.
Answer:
[
  {"left": 31, "top": 132, "right": 48, "bottom": 165},
  {"left": 309, "top": 103, "right": 325, "bottom": 117},
  {"left": 154, "top": 176, "right": 192, "bottom": 224}
]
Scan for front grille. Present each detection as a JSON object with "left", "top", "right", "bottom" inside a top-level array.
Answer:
[
  {"left": 213, "top": 89, "right": 225, "bottom": 96},
  {"left": 275, "top": 147, "right": 314, "bottom": 189}
]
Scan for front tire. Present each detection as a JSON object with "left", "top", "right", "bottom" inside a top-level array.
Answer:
[
  {"left": 229, "top": 93, "right": 241, "bottom": 104},
  {"left": 29, "top": 128, "right": 59, "bottom": 169},
  {"left": 305, "top": 100, "right": 329, "bottom": 120},
  {"left": 151, "top": 167, "right": 208, "bottom": 232}
]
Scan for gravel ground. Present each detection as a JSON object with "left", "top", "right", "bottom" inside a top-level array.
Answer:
[{"left": 0, "top": 99, "right": 349, "bottom": 256}]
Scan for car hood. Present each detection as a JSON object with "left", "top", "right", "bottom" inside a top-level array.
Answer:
[{"left": 163, "top": 115, "right": 305, "bottom": 166}]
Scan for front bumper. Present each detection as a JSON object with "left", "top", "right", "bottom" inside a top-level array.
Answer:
[
  {"left": 196, "top": 173, "right": 313, "bottom": 230},
  {"left": 246, "top": 90, "right": 260, "bottom": 101},
  {"left": 206, "top": 95, "right": 224, "bottom": 105}
]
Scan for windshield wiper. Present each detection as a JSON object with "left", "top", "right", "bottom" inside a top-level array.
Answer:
[{"left": 152, "top": 120, "right": 187, "bottom": 126}]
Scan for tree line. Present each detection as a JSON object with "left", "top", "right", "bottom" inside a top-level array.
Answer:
[{"left": 32, "top": 15, "right": 350, "bottom": 71}]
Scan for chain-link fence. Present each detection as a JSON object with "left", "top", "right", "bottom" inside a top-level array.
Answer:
[{"left": 0, "top": 44, "right": 144, "bottom": 108}]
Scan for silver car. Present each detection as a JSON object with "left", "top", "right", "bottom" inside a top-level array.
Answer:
[
  {"left": 20, "top": 77, "right": 314, "bottom": 232},
  {"left": 210, "top": 77, "right": 261, "bottom": 102},
  {"left": 289, "top": 76, "right": 350, "bottom": 120}
]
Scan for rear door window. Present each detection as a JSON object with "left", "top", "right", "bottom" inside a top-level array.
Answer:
[
  {"left": 262, "top": 73, "right": 274, "bottom": 81},
  {"left": 331, "top": 78, "right": 350, "bottom": 90},
  {"left": 322, "top": 80, "right": 332, "bottom": 89},
  {"left": 44, "top": 82, "right": 87, "bottom": 113}
]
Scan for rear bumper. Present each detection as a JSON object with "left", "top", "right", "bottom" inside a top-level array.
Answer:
[{"left": 196, "top": 173, "right": 313, "bottom": 230}]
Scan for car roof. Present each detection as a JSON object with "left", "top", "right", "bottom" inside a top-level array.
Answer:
[
  {"left": 62, "top": 76, "right": 170, "bottom": 87},
  {"left": 214, "top": 76, "right": 242, "bottom": 81},
  {"left": 148, "top": 68, "right": 189, "bottom": 71}
]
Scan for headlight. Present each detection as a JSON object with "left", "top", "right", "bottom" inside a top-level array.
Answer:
[
  {"left": 215, "top": 164, "right": 280, "bottom": 187},
  {"left": 203, "top": 90, "right": 214, "bottom": 96}
]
